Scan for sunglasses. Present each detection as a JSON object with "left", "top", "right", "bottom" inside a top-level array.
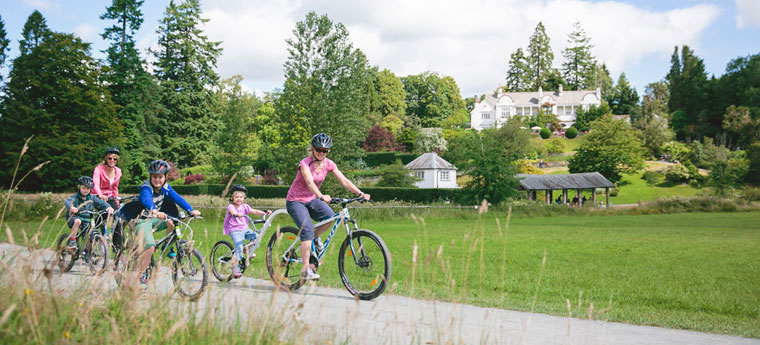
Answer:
[
  {"left": 107, "top": 157, "right": 119, "bottom": 161},
  {"left": 314, "top": 148, "right": 329, "bottom": 154}
]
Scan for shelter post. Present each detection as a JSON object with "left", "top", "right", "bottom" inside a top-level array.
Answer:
[
  {"left": 577, "top": 189, "right": 583, "bottom": 207},
  {"left": 605, "top": 188, "right": 610, "bottom": 207},
  {"left": 562, "top": 189, "right": 567, "bottom": 204},
  {"left": 591, "top": 188, "right": 596, "bottom": 205}
]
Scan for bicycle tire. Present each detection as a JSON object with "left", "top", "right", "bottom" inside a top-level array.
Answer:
[
  {"left": 210, "top": 240, "right": 236, "bottom": 282},
  {"left": 266, "top": 226, "right": 319, "bottom": 291},
  {"left": 55, "top": 233, "right": 77, "bottom": 272},
  {"left": 338, "top": 229, "right": 391, "bottom": 300},
  {"left": 172, "top": 247, "right": 208, "bottom": 301},
  {"left": 86, "top": 233, "right": 109, "bottom": 274}
]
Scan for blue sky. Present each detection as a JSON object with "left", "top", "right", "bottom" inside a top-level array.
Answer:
[{"left": 1, "top": 0, "right": 759, "bottom": 97}]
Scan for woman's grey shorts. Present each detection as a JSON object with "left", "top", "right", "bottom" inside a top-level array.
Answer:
[{"left": 286, "top": 199, "right": 335, "bottom": 241}]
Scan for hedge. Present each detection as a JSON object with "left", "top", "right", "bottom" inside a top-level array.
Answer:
[
  {"left": 122, "top": 184, "right": 464, "bottom": 203},
  {"left": 363, "top": 152, "right": 418, "bottom": 167}
]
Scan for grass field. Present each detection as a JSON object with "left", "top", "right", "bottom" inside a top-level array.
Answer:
[{"left": 4, "top": 210, "right": 759, "bottom": 337}]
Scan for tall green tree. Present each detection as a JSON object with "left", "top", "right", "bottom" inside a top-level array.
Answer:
[
  {"left": 667, "top": 45, "right": 709, "bottom": 140},
  {"left": 0, "top": 28, "right": 124, "bottom": 190},
  {"left": 526, "top": 22, "right": 555, "bottom": 90},
  {"left": 369, "top": 69, "right": 406, "bottom": 118},
  {"left": 635, "top": 114, "right": 675, "bottom": 158},
  {"left": 573, "top": 103, "right": 611, "bottom": 132},
  {"left": 561, "top": 21, "right": 596, "bottom": 90},
  {"left": 402, "top": 71, "right": 466, "bottom": 127},
  {"left": 274, "top": 11, "right": 372, "bottom": 178},
  {"left": 569, "top": 115, "right": 645, "bottom": 183},
  {"left": 714, "top": 53, "right": 760, "bottom": 148},
  {"left": 464, "top": 118, "right": 534, "bottom": 205},
  {"left": 0, "top": 15, "right": 10, "bottom": 81},
  {"left": 152, "top": 0, "right": 222, "bottom": 166},
  {"left": 100, "top": 0, "right": 162, "bottom": 183},
  {"left": 19, "top": 10, "right": 49, "bottom": 55},
  {"left": 211, "top": 75, "right": 263, "bottom": 180},
  {"left": 641, "top": 81, "right": 669, "bottom": 118},
  {"left": 505, "top": 48, "right": 530, "bottom": 92},
  {"left": 595, "top": 63, "right": 614, "bottom": 104},
  {"left": 610, "top": 73, "right": 640, "bottom": 117}
]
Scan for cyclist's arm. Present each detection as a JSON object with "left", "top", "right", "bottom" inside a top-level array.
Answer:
[
  {"left": 91, "top": 166, "right": 104, "bottom": 197},
  {"left": 93, "top": 197, "right": 111, "bottom": 211},
  {"left": 331, "top": 167, "right": 365, "bottom": 198},
  {"left": 138, "top": 185, "right": 157, "bottom": 211},
  {"left": 165, "top": 184, "right": 197, "bottom": 215}
]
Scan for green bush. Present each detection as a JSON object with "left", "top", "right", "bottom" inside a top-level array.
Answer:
[
  {"left": 642, "top": 171, "right": 664, "bottom": 185},
  {"left": 742, "top": 187, "right": 760, "bottom": 202},
  {"left": 565, "top": 127, "right": 578, "bottom": 139},
  {"left": 663, "top": 163, "right": 690, "bottom": 184},
  {"left": 539, "top": 128, "right": 551, "bottom": 139},
  {"left": 545, "top": 138, "right": 566, "bottom": 154}
]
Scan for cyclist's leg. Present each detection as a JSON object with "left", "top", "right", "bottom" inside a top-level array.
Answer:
[
  {"left": 229, "top": 230, "right": 246, "bottom": 262},
  {"left": 243, "top": 229, "right": 257, "bottom": 258},
  {"left": 286, "top": 201, "right": 316, "bottom": 273},
  {"left": 133, "top": 218, "right": 161, "bottom": 284},
  {"left": 308, "top": 199, "right": 336, "bottom": 238},
  {"left": 67, "top": 217, "right": 82, "bottom": 246}
]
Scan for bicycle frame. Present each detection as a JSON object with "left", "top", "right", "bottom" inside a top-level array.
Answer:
[{"left": 152, "top": 214, "right": 199, "bottom": 258}]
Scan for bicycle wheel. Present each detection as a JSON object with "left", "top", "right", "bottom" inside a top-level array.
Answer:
[
  {"left": 266, "top": 226, "right": 318, "bottom": 291},
  {"left": 338, "top": 229, "right": 391, "bottom": 300},
  {"left": 87, "top": 233, "right": 109, "bottom": 274},
  {"left": 172, "top": 247, "right": 209, "bottom": 301},
  {"left": 55, "top": 233, "right": 77, "bottom": 272},
  {"left": 210, "top": 240, "right": 235, "bottom": 282}
]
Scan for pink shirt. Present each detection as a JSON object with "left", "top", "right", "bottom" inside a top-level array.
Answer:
[
  {"left": 286, "top": 156, "right": 336, "bottom": 203},
  {"left": 91, "top": 164, "right": 121, "bottom": 200},
  {"left": 223, "top": 204, "right": 253, "bottom": 235}
]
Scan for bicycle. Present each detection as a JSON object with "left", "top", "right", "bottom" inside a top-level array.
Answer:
[
  {"left": 113, "top": 212, "right": 209, "bottom": 301},
  {"left": 92, "top": 195, "right": 138, "bottom": 253},
  {"left": 210, "top": 215, "right": 269, "bottom": 282},
  {"left": 55, "top": 210, "right": 110, "bottom": 274},
  {"left": 265, "top": 196, "right": 391, "bottom": 300}
]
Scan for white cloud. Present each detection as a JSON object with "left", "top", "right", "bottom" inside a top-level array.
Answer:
[
  {"left": 22, "top": 0, "right": 60, "bottom": 11},
  {"left": 199, "top": 0, "right": 720, "bottom": 95},
  {"left": 736, "top": 0, "right": 760, "bottom": 28},
  {"left": 73, "top": 23, "right": 98, "bottom": 43}
]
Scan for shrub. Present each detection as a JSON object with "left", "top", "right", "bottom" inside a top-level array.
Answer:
[
  {"left": 375, "top": 161, "right": 420, "bottom": 187},
  {"left": 166, "top": 161, "right": 181, "bottom": 181},
  {"left": 660, "top": 141, "right": 691, "bottom": 162},
  {"left": 664, "top": 163, "right": 690, "bottom": 184},
  {"left": 609, "top": 188, "right": 619, "bottom": 196},
  {"left": 642, "top": 171, "right": 664, "bottom": 185},
  {"left": 539, "top": 127, "right": 551, "bottom": 139},
  {"left": 545, "top": 138, "right": 566, "bottom": 154},
  {"left": 184, "top": 174, "right": 205, "bottom": 185},
  {"left": 262, "top": 169, "right": 279, "bottom": 185},
  {"left": 564, "top": 126, "right": 578, "bottom": 139},
  {"left": 517, "top": 160, "right": 543, "bottom": 174},
  {"left": 743, "top": 187, "right": 760, "bottom": 202}
]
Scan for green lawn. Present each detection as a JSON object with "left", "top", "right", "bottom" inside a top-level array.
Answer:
[
  {"left": 4, "top": 211, "right": 759, "bottom": 337},
  {"left": 538, "top": 136, "right": 582, "bottom": 153},
  {"left": 611, "top": 172, "right": 704, "bottom": 204}
]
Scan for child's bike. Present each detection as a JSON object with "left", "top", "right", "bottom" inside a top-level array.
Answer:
[
  {"left": 210, "top": 215, "right": 269, "bottom": 282},
  {"left": 265, "top": 197, "right": 391, "bottom": 300},
  {"left": 113, "top": 213, "right": 209, "bottom": 301},
  {"left": 55, "top": 210, "right": 109, "bottom": 274}
]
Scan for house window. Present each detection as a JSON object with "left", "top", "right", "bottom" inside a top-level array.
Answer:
[
  {"left": 481, "top": 112, "right": 490, "bottom": 119},
  {"left": 440, "top": 171, "right": 450, "bottom": 181},
  {"left": 415, "top": 171, "right": 424, "bottom": 179},
  {"left": 531, "top": 107, "right": 538, "bottom": 115},
  {"left": 500, "top": 107, "right": 509, "bottom": 117}
]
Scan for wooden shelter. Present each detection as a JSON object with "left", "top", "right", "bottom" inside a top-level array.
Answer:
[{"left": 516, "top": 172, "right": 615, "bottom": 207}]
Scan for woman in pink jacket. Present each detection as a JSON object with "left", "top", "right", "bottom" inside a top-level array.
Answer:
[{"left": 92, "top": 147, "right": 122, "bottom": 209}]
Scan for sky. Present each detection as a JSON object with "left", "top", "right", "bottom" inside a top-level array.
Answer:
[{"left": 2, "top": 0, "right": 760, "bottom": 98}]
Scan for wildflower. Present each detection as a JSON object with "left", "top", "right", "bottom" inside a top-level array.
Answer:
[{"left": 65, "top": 331, "right": 71, "bottom": 339}]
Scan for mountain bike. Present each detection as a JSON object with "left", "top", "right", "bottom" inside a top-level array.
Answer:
[
  {"left": 55, "top": 210, "right": 109, "bottom": 274},
  {"left": 210, "top": 214, "right": 270, "bottom": 282},
  {"left": 91, "top": 195, "right": 138, "bottom": 254},
  {"left": 265, "top": 197, "right": 391, "bottom": 300},
  {"left": 113, "top": 213, "right": 209, "bottom": 301}
]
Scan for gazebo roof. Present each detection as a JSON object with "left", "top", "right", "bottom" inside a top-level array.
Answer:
[{"left": 516, "top": 172, "right": 615, "bottom": 190}]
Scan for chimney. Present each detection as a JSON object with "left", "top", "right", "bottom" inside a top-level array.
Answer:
[
  {"left": 538, "top": 86, "right": 543, "bottom": 99},
  {"left": 558, "top": 84, "right": 563, "bottom": 97}
]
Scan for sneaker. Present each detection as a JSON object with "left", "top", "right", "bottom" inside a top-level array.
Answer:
[
  {"left": 232, "top": 265, "right": 242, "bottom": 279},
  {"left": 167, "top": 248, "right": 176, "bottom": 258},
  {"left": 139, "top": 272, "right": 149, "bottom": 285},
  {"left": 313, "top": 238, "right": 324, "bottom": 253},
  {"left": 301, "top": 267, "right": 320, "bottom": 281},
  {"left": 67, "top": 239, "right": 76, "bottom": 248}
]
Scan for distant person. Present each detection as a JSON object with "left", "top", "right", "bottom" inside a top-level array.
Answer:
[
  {"left": 572, "top": 195, "right": 579, "bottom": 206},
  {"left": 92, "top": 147, "right": 122, "bottom": 209}
]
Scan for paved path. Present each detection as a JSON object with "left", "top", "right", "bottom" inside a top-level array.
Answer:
[{"left": 2, "top": 243, "right": 757, "bottom": 345}]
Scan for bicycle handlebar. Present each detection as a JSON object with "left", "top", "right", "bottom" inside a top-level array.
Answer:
[{"left": 329, "top": 196, "right": 368, "bottom": 206}]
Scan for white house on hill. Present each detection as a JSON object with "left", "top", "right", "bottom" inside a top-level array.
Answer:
[
  {"left": 405, "top": 152, "right": 458, "bottom": 189},
  {"left": 470, "top": 85, "right": 602, "bottom": 130}
]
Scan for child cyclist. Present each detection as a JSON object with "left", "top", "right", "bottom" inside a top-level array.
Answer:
[
  {"left": 129, "top": 160, "right": 200, "bottom": 284},
  {"left": 64, "top": 176, "right": 114, "bottom": 248},
  {"left": 223, "top": 184, "right": 271, "bottom": 278}
]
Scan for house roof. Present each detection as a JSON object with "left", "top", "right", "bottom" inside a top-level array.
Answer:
[
  {"left": 516, "top": 172, "right": 615, "bottom": 190},
  {"left": 405, "top": 152, "right": 457, "bottom": 170},
  {"left": 482, "top": 89, "right": 598, "bottom": 107}
]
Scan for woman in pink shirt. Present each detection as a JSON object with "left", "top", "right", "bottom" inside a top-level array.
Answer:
[
  {"left": 286, "top": 133, "right": 370, "bottom": 281},
  {"left": 92, "top": 147, "right": 122, "bottom": 209}
]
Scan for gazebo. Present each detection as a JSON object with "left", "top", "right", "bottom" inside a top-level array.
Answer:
[{"left": 516, "top": 172, "right": 616, "bottom": 207}]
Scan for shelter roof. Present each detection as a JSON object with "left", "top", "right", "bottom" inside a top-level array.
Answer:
[{"left": 516, "top": 172, "right": 615, "bottom": 190}]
